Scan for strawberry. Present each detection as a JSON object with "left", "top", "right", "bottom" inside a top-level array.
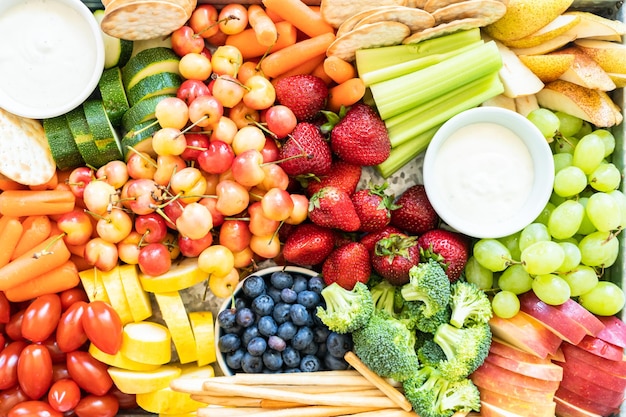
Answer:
[
  {"left": 322, "top": 242, "right": 371, "bottom": 290},
  {"left": 305, "top": 159, "right": 362, "bottom": 197},
  {"left": 371, "top": 233, "right": 420, "bottom": 286},
  {"left": 351, "top": 182, "right": 399, "bottom": 233},
  {"left": 417, "top": 229, "right": 470, "bottom": 282},
  {"left": 390, "top": 184, "right": 440, "bottom": 235},
  {"left": 274, "top": 74, "right": 328, "bottom": 121},
  {"left": 278, "top": 122, "right": 332, "bottom": 177},
  {"left": 360, "top": 225, "right": 404, "bottom": 255},
  {"left": 308, "top": 186, "right": 361, "bottom": 232},
  {"left": 325, "top": 103, "right": 391, "bottom": 166},
  {"left": 282, "top": 223, "right": 336, "bottom": 266}
]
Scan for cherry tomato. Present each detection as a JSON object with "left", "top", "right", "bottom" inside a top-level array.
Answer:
[
  {"left": 66, "top": 351, "right": 113, "bottom": 396},
  {"left": 74, "top": 394, "right": 119, "bottom": 417},
  {"left": 0, "top": 291, "right": 10, "bottom": 323},
  {"left": 0, "top": 333, "right": 5, "bottom": 350},
  {"left": 59, "top": 288, "right": 89, "bottom": 311},
  {"left": 8, "top": 401, "right": 62, "bottom": 417},
  {"left": 48, "top": 378, "right": 81, "bottom": 413},
  {"left": 41, "top": 337, "right": 66, "bottom": 363},
  {"left": 51, "top": 363, "right": 70, "bottom": 383},
  {"left": 108, "top": 386, "right": 137, "bottom": 410},
  {"left": 0, "top": 340, "right": 28, "bottom": 390},
  {"left": 21, "top": 294, "right": 62, "bottom": 343},
  {"left": 56, "top": 301, "right": 88, "bottom": 353},
  {"left": 5, "top": 309, "right": 25, "bottom": 341},
  {"left": 17, "top": 343, "right": 53, "bottom": 400},
  {"left": 0, "top": 385, "right": 28, "bottom": 417},
  {"left": 82, "top": 301, "right": 122, "bottom": 355}
]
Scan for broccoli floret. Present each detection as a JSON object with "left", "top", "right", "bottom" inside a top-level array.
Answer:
[
  {"left": 316, "top": 282, "right": 374, "bottom": 334},
  {"left": 449, "top": 280, "right": 493, "bottom": 328},
  {"left": 370, "top": 279, "right": 399, "bottom": 317},
  {"left": 433, "top": 322, "right": 492, "bottom": 381},
  {"left": 438, "top": 378, "right": 481, "bottom": 415},
  {"left": 402, "top": 366, "right": 451, "bottom": 417},
  {"left": 400, "top": 259, "right": 451, "bottom": 318},
  {"left": 417, "top": 339, "right": 446, "bottom": 368},
  {"left": 398, "top": 300, "right": 451, "bottom": 334},
  {"left": 352, "top": 309, "right": 420, "bottom": 382}
]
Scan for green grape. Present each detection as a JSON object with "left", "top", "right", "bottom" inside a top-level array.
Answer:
[
  {"left": 464, "top": 256, "right": 494, "bottom": 290},
  {"left": 562, "top": 265, "right": 598, "bottom": 297},
  {"left": 607, "top": 189, "right": 626, "bottom": 229},
  {"left": 527, "top": 108, "right": 560, "bottom": 139},
  {"left": 592, "top": 128, "right": 616, "bottom": 158},
  {"left": 553, "top": 153, "right": 573, "bottom": 173},
  {"left": 532, "top": 274, "right": 571, "bottom": 305},
  {"left": 533, "top": 202, "right": 555, "bottom": 226},
  {"left": 579, "top": 281, "right": 625, "bottom": 316},
  {"left": 519, "top": 223, "right": 550, "bottom": 253},
  {"left": 586, "top": 192, "right": 621, "bottom": 232},
  {"left": 555, "top": 111, "right": 583, "bottom": 137},
  {"left": 588, "top": 162, "right": 621, "bottom": 192},
  {"left": 576, "top": 197, "right": 597, "bottom": 235},
  {"left": 572, "top": 133, "right": 605, "bottom": 174},
  {"left": 499, "top": 232, "right": 522, "bottom": 261},
  {"left": 521, "top": 240, "right": 565, "bottom": 275},
  {"left": 548, "top": 199, "right": 584, "bottom": 240},
  {"left": 575, "top": 121, "right": 593, "bottom": 138},
  {"left": 553, "top": 136, "right": 579, "bottom": 154},
  {"left": 473, "top": 239, "right": 512, "bottom": 272},
  {"left": 491, "top": 291, "right": 520, "bottom": 319},
  {"left": 556, "top": 241, "right": 582, "bottom": 273},
  {"left": 498, "top": 264, "right": 533, "bottom": 294},
  {"left": 549, "top": 191, "right": 567, "bottom": 207},
  {"left": 579, "top": 230, "right": 619, "bottom": 268},
  {"left": 553, "top": 166, "right": 588, "bottom": 197}
]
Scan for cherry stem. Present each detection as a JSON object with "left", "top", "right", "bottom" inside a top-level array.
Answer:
[
  {"left": 126, "top": 145, "right": 158, "bottom": 168},
  {"left": 32, "top": 233, "right": 65, "bottom": 259}
]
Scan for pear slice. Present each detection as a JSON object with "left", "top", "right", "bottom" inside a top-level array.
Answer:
[
  {"left": 503, "top": 14, "right": 581, "bottom": 49},
  {"left": 489, "top": 38, "right": 544, "bottom": 98},
  {"left": 536, "top": 80, "right": 619, "bottom": 127},
  {"left": 510, "top": 33, "right": 577, "bottom": 55},
  {"left": 550, "top": 46, "right": 616, "bottom": 91},
  {"left": 514, "top": 94, "right": 540, "bottom": 117},
  {"left": 563, "top": 11, "right": 626, "bottom": 41},
  {"left": 608, "top": 73, "right": 626, "bottom": 88},
  {"left": 574, "top": 39, "right": 626, "bottom": 74},
  {"left": 518, "top": 54, "right": 574, "bottom": 82},
  {"left": 481, "top": 94, "right": 517, "bottom": 111}
]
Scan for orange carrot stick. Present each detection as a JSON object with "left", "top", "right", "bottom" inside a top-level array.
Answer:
[
  {"left": 3, "top": 260, "right": 79, "bottom": 303},
  {"left": 271, "top": 53, "right": 326, "bottom": 85},
  {"left": 0, "top": 218, "right": 23, "bottom": 268},
  {"left": 262, "top": 0, "right": 334, "bottom": 38},
  {"left": 226, "top": 21, "right": 297, "bottom": 60},
  {"left": 0, "top": 190, "right": 75, "bottom": 217},
  {"left": 0, "top": 236, "right": 71, "bottom": 292},
  {"left": 261, "top": 32, "right": 336, "bottom": 79},
  {"left": 0, "top": 174, "right": 27, "bottom": 191},
  {"left": 12, "top": 215, "right": 52, "bottom": 260},
  {"left": 327, "top": 78, "right": 367, "bottom": 112},
  {"left": 264, "top": 7, "right": 284, "bottom": 23},
  {"left": 248, "top": 4, "right": 278, "bottom": 47},
  {"left": 323, "top": 56, "right": 357, "bottom": 85}
]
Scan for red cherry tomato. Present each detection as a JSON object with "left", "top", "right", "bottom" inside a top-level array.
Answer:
[
  {"left": 59, "top": 287, "right": 89, "bottom": 310},
  {"left": 108, "top": 386, "right": 138, "bottom": 410},
  {"left": 40, "top": 337, "right": 66, "bottom": 364},
  {"left": 74, "top": 394, "right": 119, "bottom": 417},
  {"left": 56, "top": 301, "right": 88, "bottom": 353},
  {"left": 48, "top": 378, "right": 81, "bottom": 413},
  {"left": 0, "top": 340, "right": 28, "bottom": 390},
  {"left": 21, "top": 294, "right": 62, "bottom": 343},
  {"left": 51, "top": 362, "right": 70, "bottom": 383},
  {"left": 82, "top": 301, "right": 122, "bottom": 355},
  {"left": 17, "top": 343, "right": 53, "bottom": 400},
  {"left": 0, "top": 385, "right": 28, "bottom": 416},
  {"left": 0, "top": 291, "right": 10, "bottom": 323},
  {"left": 8, "top": 400, "right": 63, "bottom": 417},
  {"left": 5, "top": 309, "right": 25, "bottom": 341},
  {"left": 66, "top": 351, "right": 113, "bottom": 396}
]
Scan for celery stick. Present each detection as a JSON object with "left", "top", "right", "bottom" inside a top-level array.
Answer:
[
  {"left": 370, "top": 41, "right": 502, "bottom": 120},
  {"left": 386, "top": 72, "right": 504, "bottom": 148},
  {"left": 355, "top": 28, "right": 482, "bottom": 75},
  {"left": 376, "top": 125, "right": 441, "bottom": 179}
]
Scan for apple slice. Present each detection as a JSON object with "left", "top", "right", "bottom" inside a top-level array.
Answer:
[
  {"left": 594, "top": 315, "right": 626, "bottom": 348},
  {"left": 474, "top": 359, "right": 561, "bottom": 392},
  {"left": 554, "top": 396, "right": 604, "bottom": 417},
  {"left": 559, "top": 366, "right": 625, "bottom": 408},
  {"left": 576, "top": 334, "right": 624, "bottom": 361},
  {"left": 485, "top": 352, "right": 564, "bottom": 381},
  {"left": 519, "top": 291, "right": 587, "bottom": 345},
  {"left": 510, "top": 33, "right": 577, "bottom": 55},
  {"left": 470, "top": 367, "right": 556, "bottom": 403},
  {"left": 489, "top": 311, "right": 563, "bottom": 359},
  {"left": 563, "top": 11, "right": 626, "bottom": 41},
  {"left": 503, "top": 14, "right": 582, "bottom": 49},
  {"left": 562, "top": 342, "right": 626, "bottom": 377},
  {"left": 552, "top": 298, "right": 605, "bottom": 337},
  {"left": 574, "top": 38, "right": 626, "bottom": 73},
  {"left": 489, "top": 338, "right": 553, "bottom": 364},
  {"left": 549, "top": 347, "right": 565, "bottom": 363},
  {"left": 479, "top": 387, "right": 556, "bottom": 417},
  {"left": 551, "top": 46, "right": 616, "bottom": 91},
  {"left": 557, "top": 354, "right": 626, "bottom": 392},
  {"left": 488, "top": 38, "right": 544, "bottom": 98},
  {"left": 556, "top": 386, "right": 621, "bottom": 416},
  {"left": 480, "top": 400, "right": 527, "bottom": 417},
  {"left": 518, "top": 53, "right": 575, "bottom": 83}
]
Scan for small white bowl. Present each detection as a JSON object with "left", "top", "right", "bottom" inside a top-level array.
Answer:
[
  {"left": 0, "top": 0, "right": 104, "bottom": 119},
  {"left": 423, "top": 107, "right": 554, "bottom": 239}
]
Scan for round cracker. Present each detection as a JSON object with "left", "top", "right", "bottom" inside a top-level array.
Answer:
[
  {"left": 105, "top": 0, "right": 195, "bottom": 15},
  {"left": 422, "top": 0, "right": 467, "bottom": 13},
  {"left": 328, "top": 21, "right": 411, "bottom": 62},
  {"left": 353, "top": 7, "right": 436, "bottom": 32},
  {"left": 101, "top": 0, "right": 190, "bottom": 40},
  {"left": 402, "top": 17, "right": 483, "bottom": 44},
  {"left": 431, "top": 0, "right": 507, "bottom": 25},
  {"left": 320, "top": 0, "right": 408, "bottom": 28},
  {"left": 336, "top": 6, "right": 405, "bottom": 37}
]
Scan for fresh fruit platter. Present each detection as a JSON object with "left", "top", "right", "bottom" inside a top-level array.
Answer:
[{"left": 0, "top": 0, "right": 625, "bottom": 416}]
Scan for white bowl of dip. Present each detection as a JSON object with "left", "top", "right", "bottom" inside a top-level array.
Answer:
[
  {"left": 0, "top": 0, "right": 104, "bottom": 119},
  {"left": 423, "top": 106, "right": 554, "bottom": 239}
]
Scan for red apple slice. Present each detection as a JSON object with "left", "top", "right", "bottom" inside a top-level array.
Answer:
[
  {"left": 557, "top": 354, "right": 626, "bottom": 392},
  {"left": 552, "top": 298, "right": 605, "bottom": 336},
  {"left": 554, "top": 396, "right": 604, "bottom": 417},
  {"left": 595, "top": 315, "right": 626, "bottom": 348},
  {"left": 473, "top": 360, "right": 561, "bottom": 392},
  {"left": 481, "top": 400, "right": 527, "bottom": 417},
  {"left": 490, "top": 338, "right": 553, "bottom": 364},
  {"left": 562, "top": 342, "right": 626, "bottom": 377},
  {"left": 485, "top": 352, "right": 564, "bottom": 381},
  {"left": 471, "top": 367, "right": 556, "bottom": 403},
  {"left": 519, "top": 291, "right": 587, "bottom": 344},
  {"left": 576, "top": 334, "right": 624, "bottom": 361},
  {"left": 479, "top": 387, "right": 557, "bottom": 417},
  {"left": 489, "top": 312, "right": 563, "bottom": 359},
  {"left": 556, "top": 386, "right": 621, "bottom": 416},
  {"left": 559, "top": 366, "right": 624, "bottom": 408},
  {"left": 549, "top": 347, "right": 565, "bottom": 362}
]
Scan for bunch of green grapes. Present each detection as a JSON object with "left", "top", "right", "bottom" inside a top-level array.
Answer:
[{"left": 465, "top": 108, "right": 625, "bottom": 319}]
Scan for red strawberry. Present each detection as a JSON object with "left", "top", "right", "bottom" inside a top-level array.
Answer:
[
  {"left": 308, "top": 186, "right": 361, "bottom": 232},
  {"left": 371, "top": 233, "right": 420, "bottom": 286},
  {"left": 360, "top": 225, "right": 404, "bottom": 255},
  {"left": 275, "top": 74, "right": 328, "bottom": 121},
  {"left": 322, "top": 242, "right": 371, "bottom": 290},
  {"left": 326, "top": 103, "right": 391, "bottom": 166},
  {"left": 305, "top": 159, "right": 362, "bottom": 197},
  {"left": 351, "top": 182, "right": 398, "bottom": 233},
  {"left": 278, "top": 122, "right": 332, "bottom": 177},
  {"left": 417, "top": 229, "right": 470, "bottom": 282},
  {"left": 282, "top": 223, "right": 336, "bottom": 266},
  {"left": 391, "top": 184, "right": 439, "bottom": 235}
]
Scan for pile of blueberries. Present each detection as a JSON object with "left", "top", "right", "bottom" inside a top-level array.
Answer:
[{"left": 217, "top": 269, "right": 353, "bottom": 373}]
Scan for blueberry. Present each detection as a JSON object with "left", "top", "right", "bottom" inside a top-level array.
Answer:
[
  {"left": 316, "top": 341, "right": 328, "bottom": 359},
  {"left": 241, "top": 324, "right": 260, "bottom": 346},
  {"left": 326, "top": 332, "right": 352, "bottom": 358},
  {"left": 324, "top": 353, "right": 350, "bottom": 370},
  {"left": 241, "top": 352, "right": 263, "bottom": 373},
  {"left": 284, "top": 368, "right": 302, "bottom": 373},
  {"left": 217, "top": 333, "right": 241, "bottom": 353},
  {"left": 313, "top": 326, "right": 331, "bottom": 344},
  {"left": 247, "top": 336, "right": 268, "bottom": 356},
  {"left": 292, "top": 326, "right": 314, "bottom": 351},
  {"left": 297, "top": 290, "right": 320, "bottom": 309},
  {"left": 267, "top": 285, "right": 283, "bottom": 303},
  {"left": 272, "top": 302, "right": 291, "bottom": 324},
  {"left": 267, "top": 335, "right": 287, "bottom": 352},
  {"left": 292, "top": 274, "right": 309, "bottom": 293},
  {"left": 234, "top": 297, "right": 248, "bottom": 310},
  {"left": 280, "top": 288, "right": 298, "bottom": 303},
  {"left": 258, "top": 315, "right": 278, "bottom": 337},
  {"left": 301, "top": 340, "right": 319, "bottom": 356},
  {"left": 226, "top": 348, "right": 246, "bottom": 370},
  {"left": 217, "top": 308, "right": 237, "bottom": 329},
  {"left": 262, "top": 349, "right": 284, "bottom": 371},
  {"left": 242, "top": 275, "right": 266, "bottom": 299},
  {"left": 235, "top": 307, "right": 255, "bottom": 328},
  {"left": 307, "top": 274, "right": 325, "bottom": 294},
  {"left": 251, "top": 294, "right": 275, "bottom": 316},
  {"left": 276, "top": 321, "right": 297, "bottom": 341},
  {"left": 289, "top": 304, "right": 310, "bottom": 326},
  {"left": 299, "top": 354, "right": 321, "bottom": 372},
  {"left": 282, "top": 346, "right": 301, "bottom": 368},
  {"left": 270, "top": 271, "right": 294, "bottom": 290},
  {"left": 223, "top": 323, "right": 243, "bottom": 334}
]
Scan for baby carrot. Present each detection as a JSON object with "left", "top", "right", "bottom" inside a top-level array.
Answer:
[
  {"left": 271, "top": 53, "right": 326, "bottom": 85},
  {"left": 3, "top": 260, "right": 79, "bottom": 303},
  {"left": 261, "top": 32, "right": 336, "bottom": 79},
  {"left": 262, "top": 0, "right": 334, "bottom": 38},
  {"left": 12, "top": 215, "right": 52, "bottom": 260},
  {"left": 0, "top": 218, "right": 23, "bottom": 268},
  {"left": 311, "top": 60, "right": 334, "bottom": 85},
  {"left": 248, "top": 4, "right": 278, "bottom": 47},
  {"left": 0, "top": 189, "right": 75, "bottom": 217},
  {"left": 327, "top": 78, "right": 367, "bottom": 112},
  {"left": 264, "top": 7, "right": 284, "bottom": 23},
  {"left": 0, "top": 174, "right": 27, "bottom": 191},
  {"left": 323, "top": 56, "right": 357, "bottom": 85},
  {"left": 29, "top": 171, "right": 59, "bottom": 191},
  {"left": 226, "top": 21, "right": 297, "bottom": 60}
]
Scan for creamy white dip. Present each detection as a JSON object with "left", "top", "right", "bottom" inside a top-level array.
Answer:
[
  {"left": 431, "top": 122, "right": 535, "bottom": 229},
  {"left": 0, "top": 0, "right": 99, "bottom": 116}
]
